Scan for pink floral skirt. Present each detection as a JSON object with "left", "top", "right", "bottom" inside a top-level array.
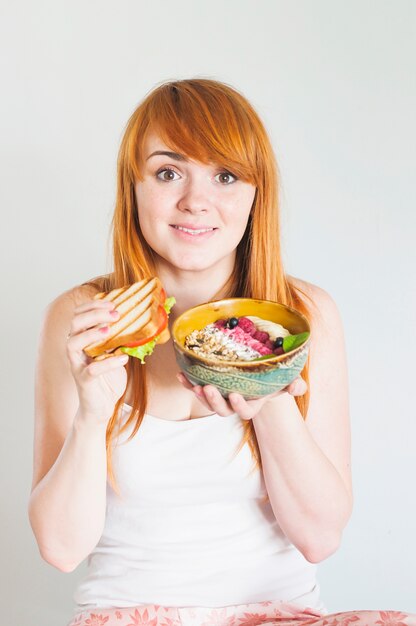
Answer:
[{"left": 66, "top": 601, "right": 416, "bottom": 626}]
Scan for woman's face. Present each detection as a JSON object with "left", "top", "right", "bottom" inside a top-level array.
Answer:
[{"left": 134, "top": 132, "right": 256, "bottom": 274}]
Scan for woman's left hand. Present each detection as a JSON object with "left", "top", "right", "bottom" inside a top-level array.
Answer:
[{"left": 176, "top": 372, "right": 308, "bottom": 421}]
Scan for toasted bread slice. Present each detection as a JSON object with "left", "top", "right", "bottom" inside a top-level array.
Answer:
[{"left": 84, "top": 278, "right": 169, "bottom": 359}]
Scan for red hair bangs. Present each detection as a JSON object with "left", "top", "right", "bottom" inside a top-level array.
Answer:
[{"left": 126, "top": 79, "right": 268, "bottom": 186}]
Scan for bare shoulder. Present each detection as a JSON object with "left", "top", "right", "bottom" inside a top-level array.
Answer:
[
  {"left": 39, "top": 282, "right": 103, "bottom": 341},
  {"left": 46, "top": 282, "right": 101, "bottom": 312},
  {"left": 288, "top": 274, "right": 337, "bottom": 307},
  {"left": 287, "top": 274, "right": 343, "bottom": 334},
  {"left": 39, "top": 283, "right": 101, "bottom": 355}
]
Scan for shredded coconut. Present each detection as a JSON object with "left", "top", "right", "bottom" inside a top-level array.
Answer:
[{"left": 184, "top": 323, "right": 261, "bottom": 361}]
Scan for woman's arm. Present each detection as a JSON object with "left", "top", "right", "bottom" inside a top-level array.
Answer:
[
  {"left": 28, "top": 288, "right": 109, "bottom": 572},
  {"left": 252, "top": 283, "right": 352, "bottom": 562},
  {"left": 178, "top": 281, "right": 352, "bottom": 563}
]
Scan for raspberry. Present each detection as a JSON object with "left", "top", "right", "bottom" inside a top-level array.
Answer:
[
  {"left": 224, "top": 327, "right": 245, "bottom": 341},
  {"left": 237, "top": 317, "right": 256, "bottom": 335},
  {"left": 273, "top": 346, "right": 284, "bottom": 356},
  {"left": 214, "top": 319, "right": 227, "bottom": 328},
  {"left": 237, "top": 331, "right": 272, "bottom": 354},
  {"left": 253, "top": 330, "right": 269, "bottom": 344},
  {"left": 257, "top": 344, "right": 274, "bottom": 355},
  {"left": 265, "top": 339, "right": 274, "bottom": 350},
  {"left": 217, "top": 322, "right": 274, "bottom": 356}
]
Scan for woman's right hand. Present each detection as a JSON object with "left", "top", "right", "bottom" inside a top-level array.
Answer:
[{"left": 66, "top": 298, "right": 130, "bottom": 425}]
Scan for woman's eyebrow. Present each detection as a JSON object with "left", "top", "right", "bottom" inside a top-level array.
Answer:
[{"left": 146, "top": 150, "right": 188, "bottom": 162}]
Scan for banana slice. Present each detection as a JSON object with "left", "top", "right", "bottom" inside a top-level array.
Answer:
[{"left": 246, "top": 316, "right": 290, "bottom": 341}]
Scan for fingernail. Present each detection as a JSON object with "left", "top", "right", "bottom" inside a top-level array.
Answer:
[
  {"left": 99, "top": 326, "right": 110, "bottom": 333},
  {"left": 176, "top": 373, "right": 185, "bottom": 383}
]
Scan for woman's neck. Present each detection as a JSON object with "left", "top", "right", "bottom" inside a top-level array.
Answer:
[{"left": 156, "top": 259, "right": 236, "bottom": 319}]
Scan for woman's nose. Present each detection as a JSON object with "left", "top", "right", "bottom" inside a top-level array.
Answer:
[{"left": 177, "top": 179, "right": 210, "bottom": 214}]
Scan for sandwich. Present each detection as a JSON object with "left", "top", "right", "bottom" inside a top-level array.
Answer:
[{"left": 83, "top": 277, "right": 176, "bottom": 363}]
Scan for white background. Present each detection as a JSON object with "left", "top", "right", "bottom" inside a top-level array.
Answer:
[{"left": 1, "top": 1, "right": 415, "bottom": 624}]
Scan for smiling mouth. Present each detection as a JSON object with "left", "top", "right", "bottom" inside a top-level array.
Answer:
[{"left": 171, "top": 225, "right": 217, "bottom": 235}]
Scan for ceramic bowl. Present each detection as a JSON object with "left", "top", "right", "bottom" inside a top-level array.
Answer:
[{"left": 172, "top": 298, "right": 311, "bottom": 400}]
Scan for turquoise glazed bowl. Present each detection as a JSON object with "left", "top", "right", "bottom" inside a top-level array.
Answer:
[{"left": 172, "top": 298, "right": 311, "bottom": 400}]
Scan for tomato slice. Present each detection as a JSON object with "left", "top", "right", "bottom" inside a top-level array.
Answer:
[{"left": 123, "top": 305, "right": 168, "bottom": 348}]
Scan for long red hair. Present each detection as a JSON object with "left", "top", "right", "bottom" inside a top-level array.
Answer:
[{"left": 82, "top": 78, "right": 316, "bottom": 492}]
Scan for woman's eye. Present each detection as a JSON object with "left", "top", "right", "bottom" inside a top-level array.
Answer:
[
  {"left": 156, "top": 168, "right": 237, "bottom": 184},
  {"left": 215, "top": 171, "right": 237, "bottom": 185},
  {"left": 156, "top": 168, "right": 180, "bottom": 182}
]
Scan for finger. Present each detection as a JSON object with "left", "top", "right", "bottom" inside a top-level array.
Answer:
[
  {"left": 193, "top": 385, "right": 213, "bottom": 410},
  {"left": 176, "top": 372, "right": 194, "bottom": 390},
  {"left": 201, "top": 385, "right": 235, "bottom": 417},
  {"left": 70, "top": 307, "right": 120, "bottom": 336},
  {"left": 66, "top": 325, "right": 114, "bottom": 363},
  {"left": 74, "top": 299, "right": 116, "bottom": 314},
  {"left": 82, "top": 354, "right": 129, "bottom": 378},
  {"left": 176, "top": 374, "right": 212, "bottom": 409},
  {"left": 228, "top": 393, "right": 257, "bottom": 420},
  {"left": 286, "top": 376, "right": 308, "bottom": 396}
]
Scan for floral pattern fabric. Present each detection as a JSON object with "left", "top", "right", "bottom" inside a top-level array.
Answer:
[{"left": 66, "top": 602, "right": 416, "bottom": 626}]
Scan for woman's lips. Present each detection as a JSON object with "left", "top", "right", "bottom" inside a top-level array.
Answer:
[{"left": 170, "top": 224, "right": 218, "bottom": 240}]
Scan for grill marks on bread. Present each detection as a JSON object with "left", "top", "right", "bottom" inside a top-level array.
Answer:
[{"left": 84, "top": 278, "right": 165, "bottom": 358}]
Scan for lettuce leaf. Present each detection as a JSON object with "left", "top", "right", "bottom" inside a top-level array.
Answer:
[
  {"left": 120, "top": 339, "right": 157, "bottom": 364},
  {"left": 164, "top": 296, "right": 176, "bottom": 314}
]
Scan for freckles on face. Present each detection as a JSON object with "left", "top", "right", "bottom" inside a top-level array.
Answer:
[
  {"left": 133, "top": 136, "right": 257, "bottom": 269},
  {"left": 134, "top": 179, "right": 256, "bottom": 271},
  {"left": 135, "top": 175, "right": 255, "bottom": 225},
  {"left": 134, "top": 182, "right": 163, "bottom": 220}
]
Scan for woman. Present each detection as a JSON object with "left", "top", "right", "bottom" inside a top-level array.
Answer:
[{"left": 29, "top": 79, "right": 415, "bottom": 626}]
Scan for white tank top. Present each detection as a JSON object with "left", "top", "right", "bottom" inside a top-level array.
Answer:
[{"left": 73, "top": 405, "right": 323, "bottom": 610}]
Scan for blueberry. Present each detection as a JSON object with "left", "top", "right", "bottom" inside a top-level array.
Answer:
[
  {"left": 274, "top": 337, "right": 284, "bottom": 348},
  {"left": 228, "top": 317, "right": 239, "bottom": 329}
]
